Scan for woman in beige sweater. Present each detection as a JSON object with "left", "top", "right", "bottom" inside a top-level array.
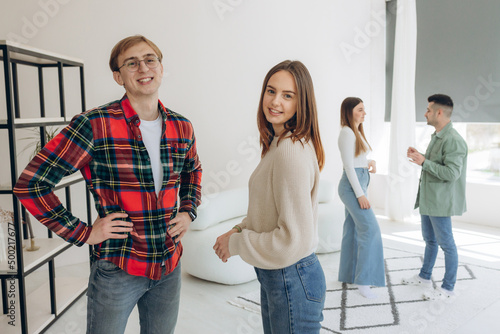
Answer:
[{"left": 214, "top": 60, "right": 326, "bottom": 333}]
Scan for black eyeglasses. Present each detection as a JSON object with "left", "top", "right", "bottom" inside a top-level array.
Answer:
[{"left": 118, "top": 56, "right": 160, "bottom": 72}]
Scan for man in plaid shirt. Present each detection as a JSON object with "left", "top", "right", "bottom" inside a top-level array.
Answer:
[{"left": 14, "top": 35, "right": 202, "bottom": 333}]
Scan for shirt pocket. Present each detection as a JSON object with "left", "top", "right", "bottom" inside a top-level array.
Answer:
[
  {"left": 167, "top": 142, "right": 189, "bottom": 176},
  {"left": 427, "top": 142, "right": 444, "bottom": 164},
  {"left": 424, "top": 181, "right": 452, "bottom": 212}
]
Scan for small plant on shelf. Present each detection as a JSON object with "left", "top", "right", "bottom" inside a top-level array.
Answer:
[{"left": 18, "top": 126, "right": 59, "bottom": 159}]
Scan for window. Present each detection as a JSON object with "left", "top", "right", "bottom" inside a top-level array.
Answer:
[
  {"left": 415, "top": 122, "right": 500, "bottom": 181},
  {"left": 466, "top": 123, "right": 500, "bottom": 180},
  {"left": 383, "top": 0, "right": 500, "bottom": 181}
]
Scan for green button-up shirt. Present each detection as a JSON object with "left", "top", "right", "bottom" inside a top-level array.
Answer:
[{"left": 415, "top": 122, "right": 468, "bottom": 217}]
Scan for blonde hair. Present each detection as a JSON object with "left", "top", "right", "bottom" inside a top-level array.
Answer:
[{"left": 109, "top": 35, "right": 163, "bottom": 72}]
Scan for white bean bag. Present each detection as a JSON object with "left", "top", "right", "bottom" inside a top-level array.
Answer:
[
  {"left": 182, "top": 188, "right": 257, "bottom": 285},
  {"left": 316, "top": 179, "right": 343, "bottom": 253}
]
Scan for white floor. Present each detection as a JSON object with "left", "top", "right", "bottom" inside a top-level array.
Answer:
[{"left": 42, "top": 216, "right": 500, "bottom": 334}]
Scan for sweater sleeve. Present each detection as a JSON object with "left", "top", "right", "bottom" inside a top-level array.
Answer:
[
  {"left": 237, "top": 216, "right": 248, "bottom": 230},
  {"left": 228, "top": 141, "right": 318, "bottom": 269},
  {"left": 338, "top": 127, "right": 364, "bottom": 198}
]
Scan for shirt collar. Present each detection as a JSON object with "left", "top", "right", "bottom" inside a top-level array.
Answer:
[
  {"left": 433, "top": 121, "right": 453, "bottom": 139},
  {"left": 120, "top": 95, "right": 168, "bottom": 124}
]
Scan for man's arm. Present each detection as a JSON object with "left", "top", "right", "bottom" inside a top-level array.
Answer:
[
  {"left": 14, "top": 115, "right": 95, "bottom": 246},
  {"left": 168, "top": 132, "right": 202, "bottom": 240},
  {"left": 408, "top": 147, "right": 425, "bottom": 165},
  {"left": 422, "top": 137, "right": 467, "bottom": 182}
]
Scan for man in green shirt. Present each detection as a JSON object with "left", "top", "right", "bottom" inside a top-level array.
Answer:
[{"left": 403, "top": 94, "right": 468, "bottom": 300}]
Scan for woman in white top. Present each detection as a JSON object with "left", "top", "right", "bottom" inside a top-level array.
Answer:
[
  {"left": 214, "top": 60, "right": 326, "bottom": 333},
  {"left": 337, "top": 97, "right": 385, "bottom": 299}
]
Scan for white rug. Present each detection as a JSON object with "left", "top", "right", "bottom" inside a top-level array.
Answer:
[{"left": 229, "top": 247, "right": 500, "bottom": 334}]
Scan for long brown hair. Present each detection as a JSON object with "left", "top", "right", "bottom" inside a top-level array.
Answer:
[
  {"left": 340, "top": 97, "right": 371, "bottom": 157},
  {"left": 257, "top": 60, "right": 325, "bottom": 171}
]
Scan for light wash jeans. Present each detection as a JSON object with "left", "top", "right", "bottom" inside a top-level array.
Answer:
[
  {"left": 419, "top": 215, "right": 458, "bottom": 291},
  {"left": 338, "top": 168, "right": 385, "bottom": 287},
  {"left": 254, "top": 253, "right": 326, "bottom": 334},
  {"left": 86, "top": 260, "right": 181, "bottom": 334}
]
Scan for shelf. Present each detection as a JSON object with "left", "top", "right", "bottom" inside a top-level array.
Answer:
[
  {"left": 0, "top": 173, "right": 84, "bottom": 195},
  {"left": 0, "top": 40, "right": 88, "bottom": 334},
  {"left": 0, "top": 40, "right": 84, "bottom": 67},
  {"left": 0, "top": 238, "right": 70, "bottom": 276},
  {"left": 0, "top": 117, "right": 68, "bottom": 129},
  {"left": 53, "top": 173, "right": 84, "bottom": 191},
  {"left": 0, "top": 267, "right": 88, "bottom": 334}
]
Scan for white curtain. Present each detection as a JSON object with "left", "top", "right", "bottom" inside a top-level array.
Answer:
[{"left": 386, "top": 0, "right": 419, "bottom": 221}]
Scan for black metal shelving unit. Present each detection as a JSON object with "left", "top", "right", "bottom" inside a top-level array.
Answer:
[{"left": 0, "top": 40, "right": 91, "bottom": 334}]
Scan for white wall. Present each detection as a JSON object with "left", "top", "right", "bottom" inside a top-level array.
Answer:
[
  {"left": 1, "top": 0, "right": 386, "bottom": 196},
  {"left": 0, "top": 0, "right": 386, "bottom": 261},
  {"left": 458, "top": 181, "right": 500, "bottom": 227}
]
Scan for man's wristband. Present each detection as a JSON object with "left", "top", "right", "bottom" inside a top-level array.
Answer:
[
  {"left": 188, "top": 211, "right": 197, "bottom": 221},
  {"left": 232, "top": 225, "right": 242, "bottom": 233}
]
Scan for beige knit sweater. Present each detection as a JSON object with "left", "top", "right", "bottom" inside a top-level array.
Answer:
[{"left": 228, "top": 136, "right": 320, "bottom": 269}]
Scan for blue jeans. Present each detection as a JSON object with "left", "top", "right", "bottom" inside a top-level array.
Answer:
[
  {"left": 419, "top": 215, "right": 458, "bottom": 291},
  {"left": 255, "top": 253, "right": 326, "bottom": 334},
  {"left": 86, "top": 260, "right": 181, "bottom": 334},
  {"left": 338, "top": 168, "right": 385, "bottom": 286}
]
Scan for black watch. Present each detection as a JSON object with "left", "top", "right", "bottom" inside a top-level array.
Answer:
[{"left": 188, "top": 211, "right": 197, "bottom": 221}]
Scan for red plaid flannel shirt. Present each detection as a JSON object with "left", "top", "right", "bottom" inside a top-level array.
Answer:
[{"left": 14, "top": 95, "right": 202, "bottom": 279}]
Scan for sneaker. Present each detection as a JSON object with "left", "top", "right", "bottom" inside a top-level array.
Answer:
[
  {"left": 423, "top": 287, "right": 455, "bottom": 300},
  {"left": 357, "top": 285, "right": 377, "bottom": 299},
  {"left": 401, "top": 274, "right": 432, "bottom": 288}
]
